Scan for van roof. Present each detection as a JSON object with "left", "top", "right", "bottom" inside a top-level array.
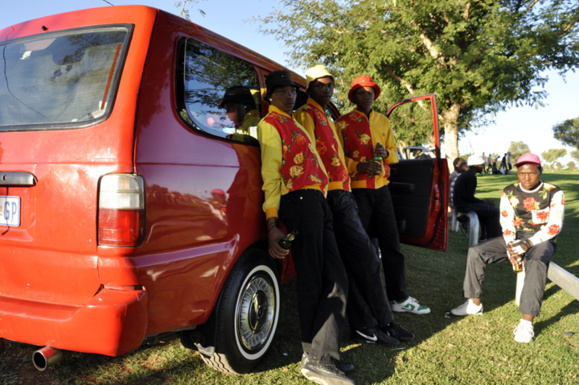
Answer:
[{"left": 0, "top": 5, "right": 306, "bottom": 86}]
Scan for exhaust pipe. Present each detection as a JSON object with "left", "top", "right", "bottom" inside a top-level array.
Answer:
[{"left": 32, "top": 346, "right": 63, "bottom": 371}]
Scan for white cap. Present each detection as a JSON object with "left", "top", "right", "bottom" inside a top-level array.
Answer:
[{"left": 467, "top": 155, "right": 485, "bottom": 166}]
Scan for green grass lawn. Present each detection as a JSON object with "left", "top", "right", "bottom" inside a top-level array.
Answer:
[{"left": 2, "top": 171, "right": 578, "bottom": 385}]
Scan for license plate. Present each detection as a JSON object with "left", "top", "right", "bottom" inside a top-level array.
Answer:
[{"left": 0, "top": 196, "right": 20, "bottom": 227}]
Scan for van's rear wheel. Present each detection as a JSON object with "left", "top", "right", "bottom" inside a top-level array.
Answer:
[{"left": 201, "top": 253, "right": 280, "bottom": 374}]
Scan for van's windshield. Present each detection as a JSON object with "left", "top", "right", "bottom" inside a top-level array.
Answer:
[{"left": 0, "top": 27, "right": 130, "bottom": 130}]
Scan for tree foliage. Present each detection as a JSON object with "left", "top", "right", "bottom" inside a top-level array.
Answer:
[
  {"left": 542, "top": 148, "right": 567, "bottom": 165},
  {"left": 507, "top": 141, "right": 531, "bottom": 163},
  {"left": 256, "top": 0, "right": 579, "bottom": 160},
  {"left": 571, "top": 149, "right": 579, "bottom": 162},
  {"left": 553, "top": 117, "right": 579, "bottom": 149}
]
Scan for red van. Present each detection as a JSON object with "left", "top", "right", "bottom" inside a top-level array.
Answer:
[{"left": 0, "top": 5, "right": 448, "bottom": 374}]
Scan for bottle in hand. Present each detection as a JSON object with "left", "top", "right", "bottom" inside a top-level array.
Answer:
[
  {"left": 513, "top": 257, "right": 523, "bottom": 273},
  {"left": 279, "top": 229, "right": 298, "bottom": 250}
]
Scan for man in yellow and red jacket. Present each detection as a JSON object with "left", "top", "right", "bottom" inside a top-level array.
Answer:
[
  {"left": 257, "top": 70, "right": 354, "bottom": 385},
  {"left": 337, "top": 76, "right": 430, "bottom": 315}
]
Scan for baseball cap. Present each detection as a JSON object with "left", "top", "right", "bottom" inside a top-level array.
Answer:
[
  {"left": 305, "top": 65, "right": 334, "bottom": 90},
  {"left": 467, "top": 155, "right": 485, "bottom": 166},
  {"left": 515, "top": 153, "right": 541, "bottom": 167}
]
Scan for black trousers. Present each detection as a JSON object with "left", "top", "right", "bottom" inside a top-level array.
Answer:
[
  {"left": 352, "top": 185, "right": 409, "bottom": 302},
  {"left": 327, "top": 190, "right": 395, "bottom": 331},
  {"left": 458, "top": 202, "right": 501, "bottom": 239},
  {"left": 279, "top": 190, "right": 348, "bottom": 362}
]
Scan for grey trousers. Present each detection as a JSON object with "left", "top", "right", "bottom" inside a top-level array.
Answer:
[{"left": 463, "top": 235, "right": 555, "bottom": 317}]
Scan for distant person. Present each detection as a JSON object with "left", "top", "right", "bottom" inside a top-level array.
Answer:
[
  {"left": 453, "top": 155, "right": 501, "bottom": 240},
  {"left": 506, "top": 152, "right": 512, "bottom": 174},
  {"left": 451, "top": 153, "right": 564, "bottom": 343},
  {"left": 492, "top": 155, "right": 499, "bottom": 174},
  {"left": 449, "top": 157, "right": 469, "bottom": 235},
  {"left": 487, "top": 153, "right": 492, "bottom": 175},
  {"left": 500, "top": 153, "right": 508, "bottom": 174},
  {"left": 449, "top": 157, "right": 468, "bottom": 187},
  {"left": 481, "top": 152, "right": 487, "bottom": 174}
]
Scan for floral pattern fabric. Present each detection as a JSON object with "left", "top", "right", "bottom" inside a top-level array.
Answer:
[
  {"left": 263, "top": 111, "right": 328, "bottom": 194},
  {"left": 499, "top": 181, "right": 564, "bottom": 245},
  {"left": 296, "top": 102, "right": 350, "bottom": 191},
  {"left": 336, "top": 110, "right": 391, "bottom": 188}
]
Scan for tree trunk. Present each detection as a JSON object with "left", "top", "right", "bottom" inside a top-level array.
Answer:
[{"left": 441, "top": 103, "right": 460, "bottom": 171}]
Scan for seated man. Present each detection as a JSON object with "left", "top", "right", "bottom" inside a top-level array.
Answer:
[
  {"left": 450, "top": 153, "right": 565, "bottom": 343},
  {"left": 449, "top": 157, "right": 469, "bottom": 234},
  {"left": 453, "top": 154, "right": 501, "bottom": 240}
]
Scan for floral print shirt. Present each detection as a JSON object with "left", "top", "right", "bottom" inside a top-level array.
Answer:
[
  {"left": 258, "top": 105, "right": 328, "bottom": 219},
  {"left": 294, "top": 98, "right": 350, "bottom": 192},
  {"left": 336, "top": 109, "right": 398, "bottom": 189},
  {"left": 500, "top": 181, "right": 564, "bottom": 245}
]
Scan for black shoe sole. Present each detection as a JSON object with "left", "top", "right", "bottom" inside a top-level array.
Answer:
[{"left": 352, "top": 335, "right": 400, "bottom": 346}]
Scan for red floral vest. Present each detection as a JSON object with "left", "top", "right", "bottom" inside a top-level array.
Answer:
[
  {"left": 302, "top": 104, "right": 350, "bottom": 191},
  {"left": 338, "top": 110, "right": 390, "bottom": 188},
  {"left": 264, "top": 111, "right": 328, "bottom": 193}
]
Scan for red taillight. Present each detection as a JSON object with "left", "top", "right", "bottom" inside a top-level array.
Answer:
[
  {"left": 98, "top": 208, "right": 144, "bottom": 246},
  {"left": 98, "top": 174, "right": 145, "bottom": 247}
]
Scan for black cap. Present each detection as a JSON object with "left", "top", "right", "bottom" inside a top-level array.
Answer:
[
  {"left": 219, "top": 86, "right": 255, "bottom": 108},
  {"left": 265, "top": 70, "right": 298, "bottom": 100}
]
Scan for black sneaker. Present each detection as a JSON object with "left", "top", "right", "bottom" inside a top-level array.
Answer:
[
  {"left": 301, "top": 358, "right": 355, "bottom": 385},
  {"left": 301, "top": 353, "right": 354, "bottom": 374},
  {"left": 383, "top": 321, "right": 415, "bottom": 342},
  {"left": 352, "top": 326, "right": 400, "bottom": 346}
]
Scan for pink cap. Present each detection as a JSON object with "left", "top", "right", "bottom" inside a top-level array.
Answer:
[{"left": 515, "top": 153, "right": 541, "bottom": 167}]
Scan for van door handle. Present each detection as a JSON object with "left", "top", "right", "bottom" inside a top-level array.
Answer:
[{"left": 0, "top": 172, "right": 37, "bottom": 187}]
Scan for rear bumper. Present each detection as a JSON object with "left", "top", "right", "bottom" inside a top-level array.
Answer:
[{"left": 0, "top": 287, "right": 148, "bottom": 356}]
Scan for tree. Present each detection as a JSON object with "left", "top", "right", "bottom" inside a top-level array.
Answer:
[
  {"left": 553, "top": 117, "right": 579, "bottom": 149},
  {"left": 567, "top": 161, "right": 575, "bottom": 169},
  {"left": 175, "top": 0, "right": 206, "bottom": 20},
  {"left": 542, "top": 148, "right": 567, "bottom": 168},
  {"left": 507, "top": 141, "right": 531, "bottom": 164},
  {"left": 571, "top": 149, "right": 579, "bottom": 162},
  {"left": 256, "top": 0, "right": 579, "bottom": 161}
]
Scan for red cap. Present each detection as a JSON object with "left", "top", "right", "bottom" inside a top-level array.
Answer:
[
  {"left": 348, "top": 76, "right": 381, "bottom": 104},
  {"left": 515, "top": 153, "right": 541, "bottom": 167}
]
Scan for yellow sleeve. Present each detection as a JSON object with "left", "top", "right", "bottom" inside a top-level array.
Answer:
[
  {"left": 257, "top": 119, "right": 284, "bottom": 219},
  {"left": 371, "top": 113, "right": 399, "bottom": 165},
  {"left": 382, "top": 117, "right": 399, "bottom": 165},
  {"left": 293, "top": 108, "right": 316, "bottom": 140}
]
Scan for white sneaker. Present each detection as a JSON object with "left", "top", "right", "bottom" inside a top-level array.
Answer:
[
  {"left": 513, "top": 319, "right": 534, "bottom": 343},
  {"left": 450, "top": 299, "right": 483, "bottom": 316},
  {"left": 391, "top": 296, "right": 431, "bottom": 315}
]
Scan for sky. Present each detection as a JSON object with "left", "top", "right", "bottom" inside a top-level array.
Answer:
[{"left": 2, "top": 0, "right": 577, "bottom": 164}]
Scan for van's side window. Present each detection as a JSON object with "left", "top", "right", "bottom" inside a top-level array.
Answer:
[{"left": 179, "top": 38, "right": 261, "bottom": 143}]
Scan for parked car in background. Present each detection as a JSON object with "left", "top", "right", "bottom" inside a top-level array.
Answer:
[{"left": 0, "top": 6, "right": 448, "bottom": 374}]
